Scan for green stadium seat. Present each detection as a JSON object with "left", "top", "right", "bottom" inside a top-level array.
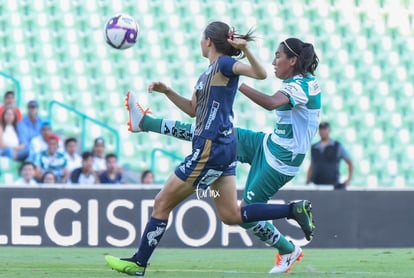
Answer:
[
  {"left": 0, "top": 0, "right": 412, "bottom": 186},
  {"left": 0, "top": 157, "right": 19, "bottom": 185}
]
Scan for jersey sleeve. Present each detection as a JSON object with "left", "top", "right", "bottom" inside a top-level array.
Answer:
[
  {"left": 279, "top": 82, "right": 308, "bottom": 107},
  {"left": 218, "top": 56, "right": 237, "bottom": 77}
]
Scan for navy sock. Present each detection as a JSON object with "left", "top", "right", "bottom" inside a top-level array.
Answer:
[
  {"left": 241, "top": 203, "right": 290, "bottom": 223},
  {"left": 134, "top": 217, "right": 168, "bottom": 266}
]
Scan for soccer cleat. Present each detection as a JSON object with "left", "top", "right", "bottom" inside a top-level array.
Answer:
[
  {"left": 124, "top": 91, "right": 151, "bottom": 132},
  {"left": 105, "top": 255, "right": 146, "bottom": 276},
  {"left": 289, "top": 200, "right": 315, "bottom": 241},
  {"left": 268, "top": 245, "right": 304, "bottom": 274}
]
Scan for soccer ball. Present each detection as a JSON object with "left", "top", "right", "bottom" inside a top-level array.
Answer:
[{"left": 104, "top": 14, "right": 139, "bottom": 49}]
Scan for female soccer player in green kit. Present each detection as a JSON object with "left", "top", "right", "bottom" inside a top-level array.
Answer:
[{"left": 106, "top": 34, "right": 318, "bottom": 275}]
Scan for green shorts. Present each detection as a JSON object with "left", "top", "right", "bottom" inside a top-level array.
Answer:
[{"left": 236, "top": 127, "right": 294, "bottom": 204}]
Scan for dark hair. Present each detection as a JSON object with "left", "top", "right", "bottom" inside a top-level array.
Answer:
[
  {"left": 64, "top": 137, "right": 77, "bottom": 147},
  {"left": 19, "top": 161, "right": 36, "bottom": 174},
  {"left": 281, "top": 38, "right": 319, "bottom": 76},
  {"left": 81, "top": 151, "right": 94, "bottom": 161},
  {"left": 41, "top": 171, "right": 57, "bottom": 183},
  {"left": 203, "top": 21, "right": 256, "bottom": 59},
  {"left": 141, "top": 169, "right": 154, "bottom": 183},
  {"left": 94, "top": 137, "right": 105, "bottom": 146},
  {"left": 1, "top": 106, "right": 18, "bottom": 130},
  {"left": 4, "top": 91, "right": 14, "bottom": 99},
  {"left": 105, "top": 153, "right": 117, "bottom": 161},
  {"left": 319, "top": 121, "right": 330, "bottom": 129}
]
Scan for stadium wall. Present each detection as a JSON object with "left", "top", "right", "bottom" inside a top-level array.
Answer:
[{"left": 0, "top": 186, "right": 412, "bottom": 248}]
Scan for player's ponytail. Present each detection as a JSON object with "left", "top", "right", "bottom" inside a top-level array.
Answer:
[
  {"left": 301, "top": 43, "right": 319, "bottom": 75},
  {"left": 204, "top": 21, "right": 256, "bottom": 59},
  {"left": 282, "top": 38, "right": 319, "bottom": 75}
]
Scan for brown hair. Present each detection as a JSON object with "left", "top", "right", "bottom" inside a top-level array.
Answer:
[
  {"left": 1, "top": 107, "right": 18, "bottom": 130},
  {"left": 203, "top": 21, "right": 256, "bottom": 59}
]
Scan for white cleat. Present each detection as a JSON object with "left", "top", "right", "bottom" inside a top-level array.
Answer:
[
  {"left": 124, "top": 91, "right": 151, "bottom": 132},
  {"left": 268, "top": 245, "right": 303, "bottom": 274}
]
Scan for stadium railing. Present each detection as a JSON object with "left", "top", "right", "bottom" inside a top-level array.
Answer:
[{"left": 47, "top": 100, "right": 120, "bottom": 158}]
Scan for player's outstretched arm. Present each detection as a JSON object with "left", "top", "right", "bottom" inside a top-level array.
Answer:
[
  {"left": 239, "top": 83, "right": 290, "bottom": 111},
  {"left": 148, "top": 81, "right": 196, "bottom": 117}
]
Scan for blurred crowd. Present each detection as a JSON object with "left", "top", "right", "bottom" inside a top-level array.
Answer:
[{"left": 0, "top": 90, "right": 155, "bottom": 185}]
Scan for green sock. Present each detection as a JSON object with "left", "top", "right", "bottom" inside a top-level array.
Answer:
[
  {"left": 239, "top": 221, "right": 257, "bottom": 229},
  {"left": 141, "top": 115, "right": 193, "bottom": 141},
  {"left": 141, "top": 115, "right": 162, "bottom": 133},
  {"left": 241, "top": 221, "right": 277, "bottom": 244},
  {"left": 273, "top": 234, "right": 294, "bottom": 254},
  {"left": 241, "top": 221, "right": 294, "bottom": 254},
  {"left": 166, "top": 121, "right": 193, "bottom": 141},
  {"left": 251, "top": 221, "right": 280, "bottom": 244}
]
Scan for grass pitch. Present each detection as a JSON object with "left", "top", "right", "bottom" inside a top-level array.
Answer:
[{"left": 0, "top": 247, "right": 413, "bottom": 277}]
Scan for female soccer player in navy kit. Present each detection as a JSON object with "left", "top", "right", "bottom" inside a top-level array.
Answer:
[{"left": 105, "top": 22, "right": 314, "bottom": 276}]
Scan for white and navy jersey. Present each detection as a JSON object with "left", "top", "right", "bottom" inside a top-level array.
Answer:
[
  {"left": 264, "top": 73, "right": 321, "bottom": 176},
  {"left": 175, "top": 56, "right": 239, "bottom": 186},
  {"left": 193, "top": 56, "right": 238, "bottom": 144}
]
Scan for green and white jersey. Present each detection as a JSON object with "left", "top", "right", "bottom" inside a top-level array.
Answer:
[
  {"left": 263, "top": 73, "right": 321, "bottom": 176},
  {"left": 34, "top": 150, "right": 67, "bottom": 179}
]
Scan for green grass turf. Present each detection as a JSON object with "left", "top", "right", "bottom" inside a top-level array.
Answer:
[{"left": 0, "top": 247, "right": 413, "bottom": 277}]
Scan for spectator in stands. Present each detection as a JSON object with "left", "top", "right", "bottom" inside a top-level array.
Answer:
[
  {"left": 33, "top": 133, "right": 69, "bottom": 183},
  {"left": 41, "top": 171, "right": 57, "bottom": 184},
  {"left": 28, "top": 121, "right": 53, "bottom": 161},
  {"left": 141, "top": 169, "right": 154, "bottom": 184},
  {"left": 99, "top": 153, "right": 123, "bottom": 184},
  {"left": 306, "top": 121, "right": 353, "bottom": 189},
  {"left": 64, "top": 137, "right": 82, "bottom": 175},
  {"left": 14, "top": 161, "right": 37, "bottom": 185},
  {"left": 17, "top": 100, "right": 43, "bottom": 161},
  {"left": 0, "top": 90, "right": 22, "bottom": 121},
  {"left": 70, "top": 151, "right": 99, "bottom": 184},
  {"left": 0, "top": 107, "right": 26, "bottom": 160},
  {"left": 28, "top": 121, "right": 63, "bottom": 161},
  {"left": 92, "top": 137, "right": 106, "bottom": 174}
]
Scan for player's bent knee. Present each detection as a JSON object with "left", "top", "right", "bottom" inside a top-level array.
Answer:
[
  {"left": 221, "top": 218, "right": 241, "bottom": 225},
  {"left": 219, "top": 213, "right": 242, "bottom": 225}
]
